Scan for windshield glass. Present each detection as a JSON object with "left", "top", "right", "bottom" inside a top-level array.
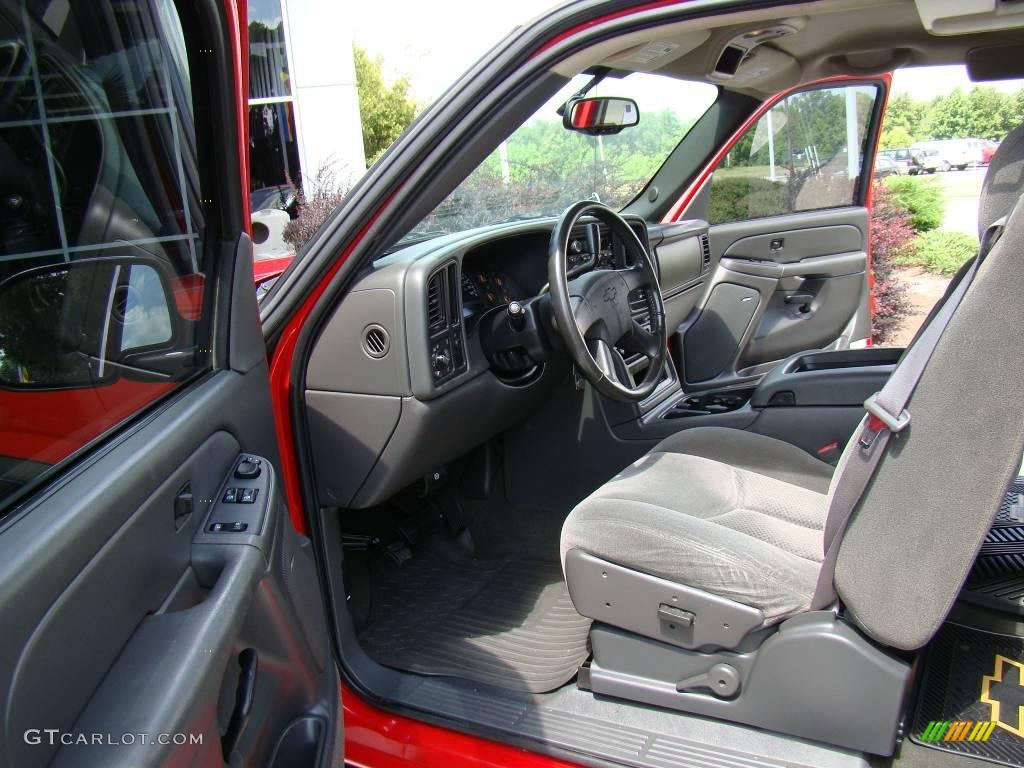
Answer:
[{"left": 406, "top": 73, "right": 717, "bottom": 242}]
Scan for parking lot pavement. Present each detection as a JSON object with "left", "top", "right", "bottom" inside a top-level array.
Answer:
[{"left": 931, "top": 166, "right": 985, "bottom": 239}]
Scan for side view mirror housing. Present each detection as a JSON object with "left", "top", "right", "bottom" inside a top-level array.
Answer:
[
  {"left": 563, "top": 96, "right": 640, "bottom": 136},
  {"left": 0, "top": 256, "right": 193, "bottom": 390}
]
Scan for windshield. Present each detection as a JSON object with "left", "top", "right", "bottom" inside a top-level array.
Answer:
[{"left": 405, "top": 73, "right": 717, "bottom": 242}]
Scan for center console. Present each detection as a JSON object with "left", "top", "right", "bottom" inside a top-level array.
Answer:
[{"left": 611, "top": 347, "right": 903, "bottom": 458}]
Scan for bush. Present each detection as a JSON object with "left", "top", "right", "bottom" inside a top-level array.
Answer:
[
  {"left": 708, "top": 176, "right": 788, "bottom": 224},
  {"left": 869, "top": 182, "right": 914, "bottom": 344},
  {"left": 884, "top": 176, "right": 943, "bottom": 233},
  {"left": 282, "top": 161, "right": 355, "bottom": 252},
  {"left": 911, "top": 230, "right": 978, "bottom": 275}
]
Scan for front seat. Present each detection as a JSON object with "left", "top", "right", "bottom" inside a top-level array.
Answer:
[{"left": 560, "top": 127, "right": 1024, "bottom": 755}]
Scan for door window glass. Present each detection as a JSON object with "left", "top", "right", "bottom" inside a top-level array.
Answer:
[
  {"left": 0, "top": 0, "right": 210, "bottom": 513},
  {"left": 708, "top": 85, "right": 881, "bottom": 224}
]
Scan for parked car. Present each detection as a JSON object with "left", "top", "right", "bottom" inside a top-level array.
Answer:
[
  {"left": 911, "top": 146, "right": 947, "bottom": 173},
  {"left": 878, "top": 148, "right": 915, "bottom": 174},
  {"left": 3, "top": 3, "right": 1024, "bottom": 768},
  {"left": 873, "top": 154, "right": 900, "bottom": 178}
]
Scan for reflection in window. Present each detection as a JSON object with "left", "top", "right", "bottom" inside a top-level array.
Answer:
[
  {"left": 249, "top": 101, "right": 299, "bottom": 191},
  {"left": 709, "top": 86, "right": 880, "bottom": 224},
  {"left": 119, "top": 265, "right": 171, "bottom": 351},
  {"left": 248, "top": 0, "right": 290, "bottom": 99}
]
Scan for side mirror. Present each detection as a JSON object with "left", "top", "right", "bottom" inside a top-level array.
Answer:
[
  {"left": 563, "top": 96, "right": 639, "bottom": 136},
  {"left": 0, "top": 257, "right": 188, "bottom": 390}
]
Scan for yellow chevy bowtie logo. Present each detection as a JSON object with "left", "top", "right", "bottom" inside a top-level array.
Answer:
[{"left": 981, "top": 654, "right": 1024, "bottom": 736}]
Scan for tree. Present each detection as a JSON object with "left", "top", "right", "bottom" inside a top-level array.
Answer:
[
  {"left": 353, "top": 45, "right": 417, "bottom": 165},
  {"left": 881, "top": 126, "right": 914, "bottom": 149}
]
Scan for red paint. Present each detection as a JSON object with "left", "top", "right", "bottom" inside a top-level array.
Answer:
[
  {"left": 663, "top": 75, "right": 889, "bottom": 223},
  {"left": 864, "top": 74, "right": 894, "bottom": 329},
  {"left": 267, "top": 198, "right": 394, "bottom": 534},
  {"left": 0, "top": 380, "right": 176, "bottom": 464},
  {"left": 224, "top": 0, "right": 251, "bottom": 232},
  {"left": 253, "top": 253, "right": 296, "bottom": 284},
  {"left": 343, "top": 684, "right": 584, "bottom": 768},
  {"left": 170, "top": 274, "right": 205, "bottom": 321}
]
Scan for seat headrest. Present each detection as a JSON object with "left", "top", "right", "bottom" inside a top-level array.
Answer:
[{"left": 980, "top": 124, "right": 1024, "bottom": 239}]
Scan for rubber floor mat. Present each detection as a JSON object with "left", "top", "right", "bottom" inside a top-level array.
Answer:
[
  {"left": 359, "top": 554, "right": 591, "bottom": 693},
  {"left": 963, "top": 477, "right": 1024, "bottom": 616},
  {"left": 910, "top": 623, "right": 1024, "bottom": 766}
]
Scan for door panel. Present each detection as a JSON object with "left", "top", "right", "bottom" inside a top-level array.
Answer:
[
  {"left": 678, "top": 80, "right": 886, "bottom": 389},
  {"left": 684, "top": 209, "right": 870, "bottom": 385},
  {"left": 1, "top": 250, "right": 339, "bottom": 768}
]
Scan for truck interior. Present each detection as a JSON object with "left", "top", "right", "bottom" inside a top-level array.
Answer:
[{"left": 288, "top": 1, "right": 1024, "bottom": 766}]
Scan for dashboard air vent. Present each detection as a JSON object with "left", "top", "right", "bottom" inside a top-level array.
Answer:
[
  {"left": 362, "top": 325, "right": 390, "bottom": 359},
  {"left": 700, "top": 234, "right": 712, "bottom": 273},
  {"left": 427, "top": 271, "right": 446, "bottom": 332}
]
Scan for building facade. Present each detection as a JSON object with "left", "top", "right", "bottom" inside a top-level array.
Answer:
[{"left": 247, "top": 0, "right": 365, "bottom": 212}]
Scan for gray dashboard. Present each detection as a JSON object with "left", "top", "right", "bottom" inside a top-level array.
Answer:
[{"left": 304, "top": 216, "right": 710, "bottom": 510}]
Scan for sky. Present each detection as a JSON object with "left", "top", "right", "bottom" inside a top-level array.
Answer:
[{"left": 348, "top": 1, "right": 1024, "bottom": 105}]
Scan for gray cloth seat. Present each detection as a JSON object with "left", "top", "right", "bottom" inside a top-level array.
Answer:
[{"left": 561, "top": 427, "right": 834, "bottom": 624}]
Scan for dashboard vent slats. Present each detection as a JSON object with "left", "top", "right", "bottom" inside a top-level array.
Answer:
[
  {"left": 427, "top": 271, "right": 446, "bottom": 332},
  {"left": 700, "top": 234, "right": 712, "bottom": 274}
]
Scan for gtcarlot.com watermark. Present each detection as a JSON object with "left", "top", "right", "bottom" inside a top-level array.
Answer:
[{"left": 24, "top": 730, "right": 203, "bottom": 747}]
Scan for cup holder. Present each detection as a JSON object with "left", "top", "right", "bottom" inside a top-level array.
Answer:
[{"left": 663, "top": 388, "right": 754, "bottom": 419}]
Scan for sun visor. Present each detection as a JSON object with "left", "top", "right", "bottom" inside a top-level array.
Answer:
[
  {"left": 967, "top": 44, "right": 1024, "bottom": 81},
  {"left": 915, "top": 0, "right": 1024, "bottom": 35}
]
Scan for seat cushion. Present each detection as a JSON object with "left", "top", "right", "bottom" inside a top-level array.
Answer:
[
  {"left": 655, "top": 426, "right": 835, "bottom": 493},
  {"left": 561, "top": 428, "right": 831, "bottom": 624}
]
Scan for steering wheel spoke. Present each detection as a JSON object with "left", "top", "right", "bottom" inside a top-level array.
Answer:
[
  {"left": 619, "top": 320, "right": 660, "bottom": 359},
  {"left": 587, "top": 338, "right": 630, "bottom": 387},
  {"left": 548, "top": 201, "right": 668, "bottom": 402},
  {"left": 616, "top": 263, "right": 651, "bottom": 293}
]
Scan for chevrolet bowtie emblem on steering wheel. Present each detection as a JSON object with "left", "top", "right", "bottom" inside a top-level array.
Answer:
[{"left": 603, "top": 286, "right": 618, "bottom": 304}]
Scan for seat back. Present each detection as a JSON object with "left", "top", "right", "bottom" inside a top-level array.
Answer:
[{"left": 834, "top": 127, "right": 1024, "bottom": 650}]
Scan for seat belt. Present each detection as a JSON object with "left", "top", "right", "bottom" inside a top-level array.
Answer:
[{"left": 810, "top": 214, "right": 1008, "bottom": 610}]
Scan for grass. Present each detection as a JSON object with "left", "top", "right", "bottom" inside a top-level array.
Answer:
[{"left": 901, "top": 230, "right": 978, "bottom": 275}]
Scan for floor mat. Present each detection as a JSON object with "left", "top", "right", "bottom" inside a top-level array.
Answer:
[
  {"left": 910, "top": 623, "right": 1024, "bottom": 766},
  {"left": 963, "top": 477, "right": 1024, "bottom": 616},
  {"left": 359, "top": 553, "right": 591, "bottom": 693}
]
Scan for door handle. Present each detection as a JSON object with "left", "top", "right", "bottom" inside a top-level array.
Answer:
[
  {"left": 173, "top": 484, "right": 193, "bottom": 530},
  {"left": 784, "top": 293, "right": 814, "bottom": 313},
  {"left": 222, "top": 648, "right": 258, "bottom": 760}
]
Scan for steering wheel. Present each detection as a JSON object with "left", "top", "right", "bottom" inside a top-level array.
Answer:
[{"left": 548, "top": 201, "right": 667, "bottom": 402}]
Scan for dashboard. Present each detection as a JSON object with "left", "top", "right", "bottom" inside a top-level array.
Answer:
[
  {"left": 303, "top": 215, "right": 710, "bottom": 510},
  {"left": 458, "top": 222, "right": 633, "bottom": 326}
]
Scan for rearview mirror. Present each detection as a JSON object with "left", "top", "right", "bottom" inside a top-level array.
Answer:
[
  {"left": 0, "top": 257, "right": 183, "bottom": 390},
  {"left": 563, "top": 96, "right": 639, "bottom": 136}
]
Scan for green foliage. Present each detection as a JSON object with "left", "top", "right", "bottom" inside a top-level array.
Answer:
[
  {"left": 353, "top": 45, "right": 417, "bottom": 165},
  {"left": 880, "top": 126, "right": 914, "bottom": 150},
  {"left": 908, "top": 86, "right": 1024, "bottom": 141},
  {"left": 708, "top": 177, "right": 788, "bottom": 224},
  {"left": 884, "top": 175, "right": 943, "bottom": 232},
  {"left": 909, "top": 230, "right": 978, "bottom": 275},
  {"left": 882, "top": 93, "right": 925, "bottom": 142}
]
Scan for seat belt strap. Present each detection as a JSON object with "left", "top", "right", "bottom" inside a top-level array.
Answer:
[{"left": 809, "top": 214, "right": 1007, "bottom": 610}]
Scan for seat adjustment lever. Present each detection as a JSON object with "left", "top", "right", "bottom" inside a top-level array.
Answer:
[{"left": 675, "top": 662, "right": 741, "bottom": 698}]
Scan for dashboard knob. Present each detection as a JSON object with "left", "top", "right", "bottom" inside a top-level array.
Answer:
[
  {"left": 432, "top": 350, "right": 451, "bottom": 370},
  {"left": 507, "top": 300, "right": 526, "bottom": 331}
]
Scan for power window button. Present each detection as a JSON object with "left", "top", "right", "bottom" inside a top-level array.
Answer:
[
  {"left": 223, "top": 488, "right": 238, "bottom": 503},
  {"left": 239, "top": 488, "right": 258, "bottom": 504}
]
